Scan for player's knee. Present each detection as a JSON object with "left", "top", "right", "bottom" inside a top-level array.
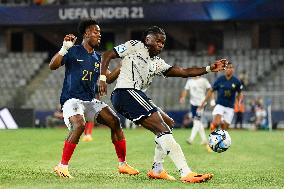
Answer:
[
  {"left": 168, "top": 118, "right": 175, "bottom": 128},
  {"left": 70, "top": 116, "right": 85, "bottom": 130},
  {"left": 108, "top": 115, "right": 121, "bottom": 129}
]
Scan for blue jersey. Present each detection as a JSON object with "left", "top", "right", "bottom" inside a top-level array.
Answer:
[
  {"left": 60, "top": 45, "right": 100, "bottom": 106},
  {"left": 212, "top": 75, "right": 242, "bottom": 108}
]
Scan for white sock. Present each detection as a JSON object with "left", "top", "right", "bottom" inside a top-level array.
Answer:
[
  {"left": 119, "top": 161, "right": 126, "bottom": 166},
  {"left": 189, "top": 119, "right": 199, "bottom": 142},
  {"left": 152, "top": 142, "right": 166, "bottom": 174},
  {"left": 155, "top": 134, "right": 192, "bottom": 177},
  {"left": 58, "top": 163, "right": 68, "bottom": 168},
  {"left": 196, "top": 120, "right": 207, "bottom": 143}
]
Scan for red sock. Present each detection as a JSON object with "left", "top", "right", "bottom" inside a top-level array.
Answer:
[
  {"left": 84, "top": 122, "right": 94, "bottom": 135},
  {"left": 113, "top": 139, "right": 126, "bottom": 162},
  {"left": 61, "top": 141, "right": 77, "bottom": 165}
]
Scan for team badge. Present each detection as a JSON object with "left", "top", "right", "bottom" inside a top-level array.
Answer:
[
  {"left": 94, "top": 62, "right": 100, "bottom": 72},
  {"left": 232, "top": 83, "right": 236, "bottom": 88}
]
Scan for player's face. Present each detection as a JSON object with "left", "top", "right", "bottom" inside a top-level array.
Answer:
[
  {"left": 146, "top": 33, "right": 166, "bottom": 56},
  {"left": 85, "top": 25, "right": 101, "bottom": 48},
  {"left": 225, "top": 64, "right": 234, "bottom": 77}
]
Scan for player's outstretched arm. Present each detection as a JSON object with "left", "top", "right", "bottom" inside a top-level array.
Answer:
[
  {"left": 164, "top": 59, "right": 228, "bottom": 78},
  {"left": 106, "top": 61, "right": 122, "bottom": 84},
  {"left": 49, "top": 34, "right": 77, "bottom": 70},
  {"left": 99, "top": 50, "right": 119, "bottom": 95}
]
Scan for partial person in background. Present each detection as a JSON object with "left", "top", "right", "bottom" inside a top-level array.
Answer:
[
  {"left": 49, "top": 19, "right": 138, "bottom": 178},
  {"left": 179, "top": 75, "right": 213, "bottom": 145},
  {"left": 234, "top": 95, "right": 245, "bottom": 129},
  {"left": 255, "top": 99, "right": 267, "bottom": 129},
  {"left": 46, "top": 104, "right": 64, "bottom": 128},
  {"left": 199, "top": 62, "right": 243, "bottom": 132}
]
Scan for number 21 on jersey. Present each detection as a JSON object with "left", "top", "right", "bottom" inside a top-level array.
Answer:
[{"left": 82, "top": 70, "right": 92, "bottom": 81}]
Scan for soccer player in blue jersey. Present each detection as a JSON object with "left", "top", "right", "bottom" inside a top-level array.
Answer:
[
  {"left": 49, "top": 20, "right": 138, "bottom": 178},
  {"left": 199, "top": 62, "right": 243, "bottom": 132},
  {"left": 99, "top": 26, "right": 227, "bottom": 183}
]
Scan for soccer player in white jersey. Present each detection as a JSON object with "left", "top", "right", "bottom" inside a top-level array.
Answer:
[
  {"left": 179, "top": 76, "right": 213, "bottom": 145},
  {"left": 99, "top": 26, "right": 227, "bottom": 183}
]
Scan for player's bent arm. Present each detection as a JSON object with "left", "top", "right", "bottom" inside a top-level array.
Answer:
[
  {"left": 199, "top": 89, "right": 214, "bottom": 109},
  {"left": 106, "top": 64, "right": 121, "bottom": 84},
  {"left": 179, "top": 90, "right": 188, "bottom": 104},
  {"left": 101, "top": 50, "right": 118, "bottom": 76},
  {"left": 49, "top": 53, "right": 63, "bottom": 70}
]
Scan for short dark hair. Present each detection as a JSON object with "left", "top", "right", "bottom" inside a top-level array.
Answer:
[
  {"left": 142, "top": 26, "right": 166, "bottom": 43},
  {"left": 78, "top": 20, "right": 98, "bottom": 36}
]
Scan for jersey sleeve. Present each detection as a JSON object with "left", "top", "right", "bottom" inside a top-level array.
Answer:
[
  {"left": 156, "top": 59, "right": 172, "bottom": 77},
  {"left": 113, "top": 40, "right": 142, "bottom": 58},
  {"left": 204, "top": 78, "right": 212, "bottom": 89},
  {"left": 184, "top": 79, "right": 191, "bottom": 90}
]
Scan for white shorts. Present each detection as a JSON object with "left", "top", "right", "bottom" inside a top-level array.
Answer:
[
  {"left": 212, "top": 104, "right": 234, "bottom": 124},
  {"left": 62, "top": 98, "right": 108, "bottom": 130}
]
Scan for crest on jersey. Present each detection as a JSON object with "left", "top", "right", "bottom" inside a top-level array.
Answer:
[{"left": 232, "top": 83, "right": 236, "bottom": 88}]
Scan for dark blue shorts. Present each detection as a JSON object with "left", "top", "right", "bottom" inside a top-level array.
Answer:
[
  {"left": 191, "top": 105, "right": 201, "bottom": 119},
  {"left": 111, "top": 89, "right": 158, "bottom": 123}
]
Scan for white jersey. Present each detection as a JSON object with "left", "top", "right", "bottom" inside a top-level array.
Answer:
[
  {"left": 184, "top": 77, "right": 211, "bottom": 106},
  {"left": 113, "top": 40, "right": 172, "bottom": 92}
]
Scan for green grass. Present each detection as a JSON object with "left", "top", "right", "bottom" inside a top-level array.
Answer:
[{"left": 0, "top": 128, "right": 283, "bottom": 189}]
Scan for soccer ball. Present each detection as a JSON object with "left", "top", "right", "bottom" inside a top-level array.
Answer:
[{"left": 208, "top": 129, "right": 231, "bottom": 153}]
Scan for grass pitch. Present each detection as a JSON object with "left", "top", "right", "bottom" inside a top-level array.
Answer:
[{"left": 0, "top": 128, "right": 283, "bottom": 189}]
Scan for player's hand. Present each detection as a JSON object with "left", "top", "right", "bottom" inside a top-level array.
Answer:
[
  {"left": 179, "top": 97, "right": 185, "bottom": 104},
  {"left": 59, "top": 34, "right": 77, "bottom": 56},
  {"left": 197, "top": 107, "right": 203, "bottom": 116},
  {"left": 210, "top": 99, "right": 216, "bottom": 107},
  {"left": 99, "top": 80, "right": 107, "bottom": 96},
  {"left": 63, "top": 34, "right": 77, "bottom": 50},
  {"left": 210, "top": 59, "right": 228, "bottom": 72}
]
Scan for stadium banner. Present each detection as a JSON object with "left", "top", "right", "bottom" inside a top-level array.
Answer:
[{"left": 0, "top": 0, "right": 284, "bottom": 25}]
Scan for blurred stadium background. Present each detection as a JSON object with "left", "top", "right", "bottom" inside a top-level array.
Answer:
[{"left": 0, "top": 0, "right": 284, "bottom": 130}]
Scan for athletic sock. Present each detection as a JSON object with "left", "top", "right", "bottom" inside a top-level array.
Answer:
[
  {"left": 196, "top": 120, "right": 207, "bottom": 143},
  {"left": 189, "top": 119, "right": 199, "bottom": 142},
  {"left": 61, "top": 140, "right": 77, "bottom": 165},
  {"left": 155, "top": 134, "right": 191, "bottom": 177},
  {"left": 113, "top": 139, "right": 126, "bottom": 163},
  {"left": 152, "top": 142, "right": 166, "bottom": 174},
  {"left": 84, "top": 122, "right": 94, "bottom": 135}
]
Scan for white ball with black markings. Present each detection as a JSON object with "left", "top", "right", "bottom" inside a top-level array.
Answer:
[{"left": 208, "top": 129, "right": 231, "bottom": 153}]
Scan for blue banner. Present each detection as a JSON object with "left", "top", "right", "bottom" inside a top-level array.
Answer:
[{"left": 0, "top": 0, "right": 283, "bottom": 25}]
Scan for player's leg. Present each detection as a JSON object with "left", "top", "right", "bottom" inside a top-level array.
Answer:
[
  {"left": 220, "top": 107, "right": 234, "bottom": 130},
  {"left": 54, "top": 99, "right": 86, "bottom": 178},
  {"left": 140, "top": 111, "right": 213, "bottom": 183},
  {"left": 187, "top": 105, "right": 199, "bottom": 144},
  {"left": 95, "top": 105, "right": 139, "bottom": 175},
  {"left": 197, "top": 120, "right": 207, "bottom": 145},
  {"left": 82, "top": 121, "right": 94, "bottom": 142},
  {"left": 211, "top": 105, "right": 224, "bottom": 132}
]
